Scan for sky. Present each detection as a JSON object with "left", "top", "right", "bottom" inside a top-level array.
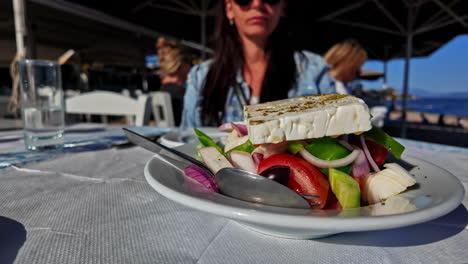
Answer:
[{"left": 361, "top": 34, "right": 468, "bottom": 95}]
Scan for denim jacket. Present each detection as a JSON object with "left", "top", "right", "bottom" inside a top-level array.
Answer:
[{"left": 180, "top": 50, "right": 336, "bottom": 129}]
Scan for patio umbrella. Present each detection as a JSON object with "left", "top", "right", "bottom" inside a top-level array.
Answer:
[
  {"left": 61, "top": 0, "right": 218, "bottom": 59},
  {"left": 13, "top": 0, "right": 468, "bottom": 60},
  {"left": 6, "top": 0, "right": 214, "bottom": 66}
]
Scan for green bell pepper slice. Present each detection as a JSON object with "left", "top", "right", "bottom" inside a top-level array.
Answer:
[
  {"left": 305, "top": 137, "right": 352, "bottom": 175},
  {"left": 225, "top": 139, "right": 255, "bottom": 154},
  {"left": 364, "top": 126, "right": 405, "bottom": 159},
  {"left": 287, "top": 141, "right": 307, "bottom": 155},
  {"left": 193, "top": 128, "right": 224, "bottom": 154}
]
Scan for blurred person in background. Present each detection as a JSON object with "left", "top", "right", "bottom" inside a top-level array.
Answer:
[
  {"left": 324, "top": 40, "right": 368, "bottom": 95},
  {"left": 181, "top": 0, "right": 336, "bottom": 128},
  {"left": 324, "top": 40, "right": 391, "bottom": 127},
  {"left": 157, "top": 38, "right": 191, "bottom": 125}
]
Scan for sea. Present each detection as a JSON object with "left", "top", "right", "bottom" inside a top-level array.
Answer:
[{"left": 393, "top": 98, "right": 468, "bottom": 118}]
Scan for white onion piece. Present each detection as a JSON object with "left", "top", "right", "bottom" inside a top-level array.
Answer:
[
  {"left": 299, "top": 148, "right": 361, "bottom": 168},
  {"left": 231, "top": 122, "right": 248, "bottom": 136},
  {"left": 251, "top": 142, "right": 288, "bottom": 159},
  {"left": 252, "top": 152, "right": 264, "bottom": 165},
  {"left": 223, "top": 131, "right": 249, "bottom": 153},
  {"left": 227, "top": 151, "right": 257, "bottom": 173},
  {"left": 360, "top": 134, "right": 381, "bottom": 172}
]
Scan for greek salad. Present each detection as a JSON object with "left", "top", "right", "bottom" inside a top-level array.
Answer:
[{"left": 184, "top": 123, "right": 416, "bottom": 210}]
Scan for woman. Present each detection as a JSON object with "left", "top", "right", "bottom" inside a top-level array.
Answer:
[
  {"left": 324, "top": 40, "right": 368, "bottom": 95},
  {"left": 181, "top": 0, "right": 335, "bottom": 128},
  {"left": 157, "top": 38, "right": 191, "bottom": 125}
]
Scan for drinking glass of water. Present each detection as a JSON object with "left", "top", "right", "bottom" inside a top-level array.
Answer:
[{"left": 19, "top": 60, "right": 65, "bottom": 150}]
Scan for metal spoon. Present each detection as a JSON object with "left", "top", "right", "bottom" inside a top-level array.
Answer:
[
  {"left": 123, "top": 128, "right": 317, "bottom": 209},
  {"left": 216, "top": 167, "right": 313, "bottom": 209}
]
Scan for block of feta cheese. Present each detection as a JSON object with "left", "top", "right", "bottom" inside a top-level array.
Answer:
[{"left": 244, "top": 94, "right": 372, "bottom": 144}]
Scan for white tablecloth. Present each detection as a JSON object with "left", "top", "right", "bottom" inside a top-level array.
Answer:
[{"left": 0, "top": 125, "right": 467, "bottom": 264}]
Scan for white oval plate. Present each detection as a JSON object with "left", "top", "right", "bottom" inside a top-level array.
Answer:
[{"left": 144, "top": 142, "right": 465, "bottom": 239}]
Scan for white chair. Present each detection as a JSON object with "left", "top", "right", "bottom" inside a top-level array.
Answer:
[
  {"left": 121, "top": 89, "right": 136, "bottom": 124},
  {"left": 150, "top": 91, "right": 175, "bottom": 127},
  {"left": 66, "top": 91, "right": 151, "bottom": 126},
  {"left": 121, "top": 89, "right": 143, "bottom": 98},
  {"left": 121, "top": 89, "right": 131, "bottom": 98},
  {"left": 135, "top": 89, "right": 143, "bottom": 97},
  {"left": 65, "top": 90, "right": 81, "bottom": 98}
]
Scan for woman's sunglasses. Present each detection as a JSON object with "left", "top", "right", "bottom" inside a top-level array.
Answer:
[{"left": 233, "top": 0, "right": 282, "bottom": 7}]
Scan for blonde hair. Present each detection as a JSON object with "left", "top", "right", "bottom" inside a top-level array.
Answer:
[
  {"left": 324, "top": 40, "right": 368, "bottom": 81},
  {"left": 157, "top": 38, "right": 184, "bottom": 75}
]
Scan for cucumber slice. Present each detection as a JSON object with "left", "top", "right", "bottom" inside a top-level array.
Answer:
[{"left": 329, "top": 168, "right": 361, "bottom": 209}]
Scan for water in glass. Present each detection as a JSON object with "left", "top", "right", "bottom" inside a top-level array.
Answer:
[
  {"left": 19, "top": 60, "right": 65, "bottom": 150},
  {"left": 22, "top": 106, "right": 65, "bottom": 150}
]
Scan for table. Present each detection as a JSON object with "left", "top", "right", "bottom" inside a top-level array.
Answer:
[
  {"left": 0, "top": 119, "right": 22, "bottom": 131},
  {"left": 0, "top": 125, "right": 467, "bottom": 264}
]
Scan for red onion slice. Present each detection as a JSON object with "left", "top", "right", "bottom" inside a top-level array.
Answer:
[
  {"left": 337, "top": 139, "right": 354, "bottom": 151},
  {"left": 338, "top": 140, "right": 370, "bottom": 187},
  {"left": 360, "top": 134, "right": 381, "bottom": 172},
  {"left": 231, "top": 122, "right": 248, "bottom": 137},
  {"left": 351, "top": 146, "right": 370, "bottom": 177},
  {"left": 218, "top": 123, "right": 233, "bottom": 132},
  {"left": 252, "top": 152, "right": 264, "bottom": 165},
  {"left": 350, "top": 145, "right": 370, "bottom": 191},
  {"left": 184, "top": 165, "right": 219, "bottom": 192},
  {"left": 299, "top": 148, "right": 360, "bottom": 168}
]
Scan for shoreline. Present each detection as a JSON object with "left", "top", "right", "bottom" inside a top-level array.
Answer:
[
  {"left": 384, "top": 110, "right": 468, "bottom": 148},
  {"left": 389, "top": 110, "right": 467, "bottom": 129}
]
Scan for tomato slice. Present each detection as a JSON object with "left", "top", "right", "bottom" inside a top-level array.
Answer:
[
  {"left": 350, "top": 137, "right": 389, "bottom": 167},
  {"left": 323, "top": 190, "right": 342, "bottom": 210},
  {"left": 364, "top": 139, "right": 388, "bottom": 166},
  {"left": 258, "top": 154, "right": 329, "bottom": 209}
]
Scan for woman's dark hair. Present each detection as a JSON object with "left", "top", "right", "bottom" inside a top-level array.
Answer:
[{"left": 201, "top": 1, "right": 297, "bottom": 126}]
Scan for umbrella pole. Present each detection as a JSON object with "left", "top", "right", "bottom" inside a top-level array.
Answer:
[
  {"left": 9, "top": 0, "right": 28, "bottom": 114},
  {"left": 383, "top": 45, "right": 390, "bottom": 89},
  {"left": 401, "top": 6, "right": 414, "bottom": 139},
  {"left": 13, "top": 0, "right": 26, "bottom": 58},
  {"left": 383, "top": 60, "right": 387, "bottom": 87},
  {"left": 401, "top": 34, "right": 412, "bottom": 138},
  {"left": 140, "top": 49, "right": 148, "bottom": 92}
]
